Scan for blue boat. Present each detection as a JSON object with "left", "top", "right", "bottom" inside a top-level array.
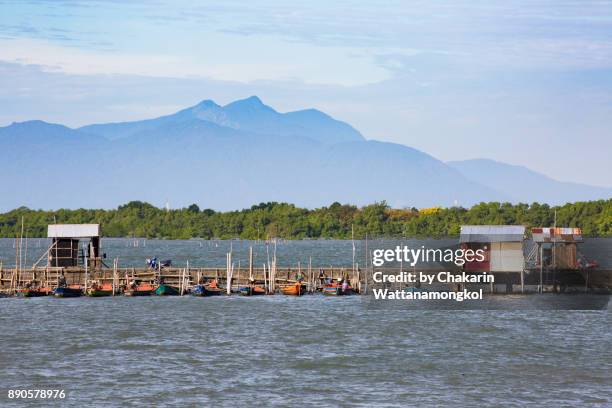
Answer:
[
  {"left": 322, "top": 283, "right": 354, "bottom": 296},
  {"left": 53, "top": 286, "right": 83, "bottom": 298},
  {"left": 190, "top": 284, "right": 223, "bottom": 296},
  {"left": 238, "top": 286, "right": 266, "bottom": 296}
]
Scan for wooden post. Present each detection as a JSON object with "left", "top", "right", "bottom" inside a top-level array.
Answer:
[
  {"left": 357, "top": 263, "right": 361, "bottom": 294},
  {"left": 351, "top": 224, "right": 356, "bottom": 281},
  {"left": 84, "top": 254, "right": 89, "bottom": 293},
  {"left": 249, "top": 247, "right": 253, "bottom": 281},
  {"left": 14, "top": 236, "right": 19, "bottom": 293},
  {"left": 539, "top": 245, "right": 543, "bottom": 294},
  {"left": 364, "top": 233, "right": 368, "bottom": 293},
  {"left": 226, "top": 252, "right": 232, "bottom": 295},
  {"left": 112, "top": 258, "right": 117, "bottom": 296},
  {"left": 520, "top": 269, "right": 524, "bottom": 294},
  {"left": 308, "top": 256, "right": 312, "bottom": 293},
  {"left": 263, "top": 263, "right": 268, "bottom": 293}
]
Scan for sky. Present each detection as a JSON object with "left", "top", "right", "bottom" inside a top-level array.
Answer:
[{"left": 1, "top": 0, "right": 611, "bottom": 186}]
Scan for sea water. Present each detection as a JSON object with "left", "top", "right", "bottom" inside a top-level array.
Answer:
[{"left": 0, "top": 239, "right": 610, "bottom": 407}]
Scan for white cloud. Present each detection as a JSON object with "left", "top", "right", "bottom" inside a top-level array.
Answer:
[{"left": 0, "top": 37, "right": 390, "bottom": 86}]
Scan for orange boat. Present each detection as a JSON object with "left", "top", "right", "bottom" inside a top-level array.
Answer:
[
  {"left": 124, "top": 282, "right": 155, "bottom": 296},
  {"left": 17, "top": 287, "right": 53, "bottom": 297},
  {"left": 281, "top": 282, "right": 305, "bottom": 296},
  {"left": 239, "top": 285, "right": 266, "bottom": 296},
  {"left": 86, "top": 282, "right": 115, "bottom": 297}
]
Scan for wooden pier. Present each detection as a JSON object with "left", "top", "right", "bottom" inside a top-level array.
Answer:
[
  {"left": 0, "top": 264, "right": 369, "bottom": 295},
  {"left": 3, "top": 264, "right": 608, "bottom": 296}
]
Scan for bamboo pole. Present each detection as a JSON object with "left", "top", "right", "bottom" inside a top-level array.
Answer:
[
  {"left": 24, "top": 231, "right": 28, "bottom": 272},
  {"left": 13, "top": 236, "right": 18, "bottom": 293},
  {"left": 226, "top": 252, "right": 232, "bottom": 295},
  {"left": 19, "top": 216, "right": 24, "bottom": 279},
  {"left": 273, "top": 239, "right": 277, "bottom": 293},
  {"left": 185, "top": 260, "right": 190, "bottom": 294},
  {"left": 112, "top": 258, "right": 117, "bottom": 295}
]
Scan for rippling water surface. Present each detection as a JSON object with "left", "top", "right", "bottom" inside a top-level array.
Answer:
[
  {"left": 1, "top": 238, "right": 611, "bottom": 406},
  {"left": 1, "top": 295, "right": 611, "bottom": 407}
]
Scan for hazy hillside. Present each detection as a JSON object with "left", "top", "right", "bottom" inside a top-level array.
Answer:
[
  {"left": 448, "top": 159, "right": 611, "bottom": 204},
  {"left": 1, "top": 97, "right": 608, "bottom": 211},
  {"left": 79, "top": 96, "right": 365, "bottom": 145}
]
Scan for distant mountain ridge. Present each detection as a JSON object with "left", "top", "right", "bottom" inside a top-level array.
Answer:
[
  {"left": 447, "top": 159, "right": 612, "bottom": 204},
  {"left": 0, "top": 96, "right": 609, "bottom": 211},
  {"left": 79, "top": 96, "right": 365, "bottom": 145}
]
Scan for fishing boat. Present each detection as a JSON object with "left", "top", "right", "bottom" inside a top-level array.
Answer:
[
  {"left": 17, "top": 287, "right": 53, "bottom": 297},
  {"left": 85, "top": 282, "right": 115, "bottom": 297},
  {"left": 238, "top": 285, "right": 266, "bottom": 296},
  {"left": 53, "top": 285, "right": 83, "bottom": 298},
  {"left": 190, "top": 283, "right": 224, "bottom": 296},
  {"left": 124, "top": 282, "right": 155, "bottom": 296},
  {"left": 154, "top": 283, "right": 179, "bottom": 296},
  {"left": 322, "top": 281, "right": 354, "bottom": 296},
  {"left": 281, "top": 282, "right": 305, "bottom": 296}
]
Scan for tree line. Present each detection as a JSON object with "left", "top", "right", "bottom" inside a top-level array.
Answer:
[{"left": 0, "top": 199, "right": 610, "bottom": 239}]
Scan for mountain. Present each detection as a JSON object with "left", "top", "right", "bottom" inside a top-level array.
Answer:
[
  {"left": 79, "top": 96, "right": 365, "bottom": 145},
  {"left": 0, "top": 97, "right": 607, "bottom": 211},
  {"left": 447, "top": 159, "right": 612, "bottom": 204}
]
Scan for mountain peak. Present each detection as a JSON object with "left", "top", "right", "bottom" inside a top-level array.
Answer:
[
  {"left": 243, "top": 95, "right": 263, "bottom": 105},
  {"left": 10, "top": 119, "right": 48, "bottom": 127},
  {"left": 5, "top": 120, "right": 71, "bottom": 131},
  {"left": 194, "top": 99, "right": 220, "bottom": 109},
  {"left": 224, "top": 95, "right": 271, "bottom": 111}
]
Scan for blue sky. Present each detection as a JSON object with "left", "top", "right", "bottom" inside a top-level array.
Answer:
[{"left": 1, "top": 0, "right": 611, "bottom": 186}]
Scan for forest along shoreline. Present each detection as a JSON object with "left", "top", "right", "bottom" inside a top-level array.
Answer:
[{"left": 0, "top": 200, "right": 610, "bottom": 240}]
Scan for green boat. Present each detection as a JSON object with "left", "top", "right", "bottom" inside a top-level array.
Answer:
[{"left": 155, "top": 284, "right": 180, "bottom": 296}]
